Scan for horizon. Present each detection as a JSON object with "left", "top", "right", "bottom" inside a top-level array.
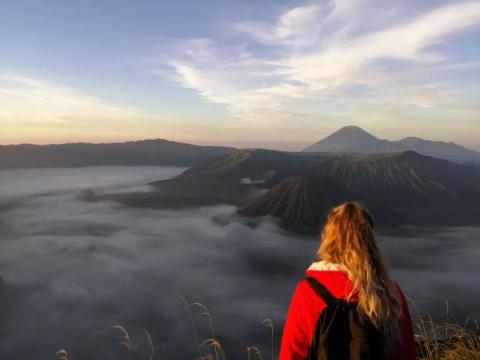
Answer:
[
  {"left": 1, "top": 0, "right": 480, "bottom": 150},
  {"left": 2, "top": 124, "right": 480, "bottom": 152}
]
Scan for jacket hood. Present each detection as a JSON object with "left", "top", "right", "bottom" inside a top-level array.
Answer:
[
  {"left": 305, "top": 260, "right": 356, "bottom": 301},
  {"left": 307, "top": 260, "right": 346, "bottom": 272}
]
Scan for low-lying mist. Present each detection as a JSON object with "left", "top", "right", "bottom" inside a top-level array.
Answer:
[{"left": 0, "top": 166, "right": 478, "bottom": 359}]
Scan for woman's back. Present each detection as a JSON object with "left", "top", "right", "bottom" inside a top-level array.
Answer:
[
  {"left": 279, "top": 202, "right": 417, "bottom": 360},
  {"left": 280, "top": 261, "right": 416, "bottom": 359}
]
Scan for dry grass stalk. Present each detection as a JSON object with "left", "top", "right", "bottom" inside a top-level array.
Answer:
[
  {"left": 111, "top": 325, "right": 132, "bottom": 360},
  {"left": 175, "top": 292, "right": 203, "bottom": 357},
  {"left": 196, "top": 355, "right": 214, "bottom": 360},
  {"left": 143, "top": 329, "right": 155, "bottom": 360},
  {"left": 191, "top": 302, "right": 219, "bottom": 359},
  {"left": 191, "top": 302, "right": 216, "bottom": 339},
  {"left": 246, "top": 346, "right": 265, "bottom": 360},
  {"left": 414, "top": 313, "right": 480, "bottom": 360},
  {"left": 262, "top": 318, "right": 275, "bottom": 360},
  {"left": 200, "top": 338, "right": 226, "bottom": 360}
]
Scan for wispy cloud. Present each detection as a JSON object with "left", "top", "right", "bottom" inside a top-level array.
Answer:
[
  {"left": 0, "top": 71, "right": 142, "bottom": 123},
  {"left": 280, "top": 1, "right": 480, "bottom": 86},
  {"left": 158, "top": 0, "right": 480, "bottom": 122},
  {"left": 234, "top": 2, "right": 326, "bottom": 48}
]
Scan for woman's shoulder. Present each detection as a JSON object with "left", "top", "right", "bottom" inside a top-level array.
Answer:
[
  {"left": 302, "top": 261, "right": 356, "bottom": 301},
  {"left": 292, "top": 278, "right": 317, "bottom": 300}
]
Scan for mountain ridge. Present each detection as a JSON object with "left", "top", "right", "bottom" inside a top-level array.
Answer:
[
  {"left": 96, "top": 148, "right": 480, "bottom": 229},
  {"left": 304, "top": 126, "right": 480, "bottom": 164},
  {"left": 0, "top": 139, "right": 236, "bottom": 169},
  {"left": 238, "top": 176, "right": 358, "bottom": 229}
]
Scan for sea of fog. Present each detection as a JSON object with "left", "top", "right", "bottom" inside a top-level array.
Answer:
[{"left": 0, "top": 166, "right": 479, "bottom": 359}]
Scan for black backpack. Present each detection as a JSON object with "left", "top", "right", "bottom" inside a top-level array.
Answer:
[{"left": 306, "top": 277, "right": 386, "bottom": 360}]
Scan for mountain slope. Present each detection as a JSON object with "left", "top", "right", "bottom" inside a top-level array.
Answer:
[
  {"left": 98, "top": 148, "right": 480, "bottom": 228},
  {"left": 306, "top": 151, "right": 480, "bottom": 207},
  {"left": 395, "top": 137, "right": 480, "bottom": 164},
  {"left": 143, "top": 149, "right": 307, "bottom": 207},
  {"left": 304, "top": 126, "right": 480, "bottom": 165},
  {"left": 153, "top": 149, "right": 480, "bottom": 208},
  {"left": 239, "top": 176, "right": 357, "bottom": 228},
  {"left": 0, "top": 140, "right": 235, "bottom": 169},
  {"left": 304, "top": 126, "right": 406, "bottom": 154},
  {"left": 238, "top": 151, "right": 480, "bottom": 228},
  {"left": 175, "top": 148, "right": 315, "bottom": 183}
]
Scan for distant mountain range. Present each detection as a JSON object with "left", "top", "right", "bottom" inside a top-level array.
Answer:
[
  {"left": 0, "top": 140, "right": 235, "bottom": 169},
  {"left": 2, "top": 126, "right": 478, "bottom": 169},
  {"left": 97, "top": 148, "right": 480, "bottom": 230},
  {"left": 5, "top": 126, "right": 480, "bottom": 230},
  {"left": 240, "top": 150, "right": 480, "bottom": 228},
  {"left": 304, "top": 126, "right": 480, "bottom": 165}
]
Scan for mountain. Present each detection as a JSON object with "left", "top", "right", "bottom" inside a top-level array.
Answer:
[
  {"left": 238, "top": 151, "right": 480, "bottom": 229},
  {"left": 310, "top": 151, "right": 480, "bottom": 207},
  {"left": 238, "top": 176, "right": 357, "bottom": 229},
  {"left": 184, "top": 148, "right": 480, "bottom": 208},
  {"left": 100, "top": 148, "right": 480, "bottom": 229},
  {"left": 304, "top": 126, "right": 480, "bottom": 165},
  {"left": 92, "top": 149, "right": 293, "bottom": 208},
  {"left": 176, "top": 148, "right": 314, "bottom": 183},
  {"left": 128, "top": 149, "right": 305, "bottom": 207},
  {"left": 95, "top": 149, "right": 323, "bottom": 208},
  {"left": 303, "top": 126, "right": 406, "bottom": 154},
  {"left": 0, "top": 140, "right": 235, "bottom": 169},
  {"left": 395, "top": 137, "right": 480, "bottom": 164}
]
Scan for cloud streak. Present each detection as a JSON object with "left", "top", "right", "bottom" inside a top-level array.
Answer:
[
  {"left": 0, "top": 71, "right": 142, "bottom": 124},
  {"left": 160, "top": 0, "right": 480, "bottom": 122}
]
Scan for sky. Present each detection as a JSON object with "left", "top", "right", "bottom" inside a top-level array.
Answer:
[{"left": 0, "top": 0, "right": 479, "bottom": 150}]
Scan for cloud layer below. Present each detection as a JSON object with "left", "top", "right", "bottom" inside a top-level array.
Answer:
[{"left": 0, "top": 166, "right": 479, "bottom": 359}]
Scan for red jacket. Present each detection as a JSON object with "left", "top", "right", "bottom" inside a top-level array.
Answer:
[{"left": 279, "top": 261, "right": 416, "bottom": 360}]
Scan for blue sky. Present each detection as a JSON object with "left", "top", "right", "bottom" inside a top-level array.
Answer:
[{"left": 1, "top": 0, "right": 479, "bottom": 150}]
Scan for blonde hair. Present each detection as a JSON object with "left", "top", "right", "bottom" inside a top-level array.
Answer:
[{"left": 318, "top": 202, "right": 402, "bottom": 352}]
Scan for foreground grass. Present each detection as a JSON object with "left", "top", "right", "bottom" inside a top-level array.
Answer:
[
  {"left": 414, "top": 306, "right": 480, "bottom": 360},
  {"left": 56, "top": 296, "right": 480, "bottom": 360},
  {"left": 415, "top": 317, "right": 480, "bottom": 359}
]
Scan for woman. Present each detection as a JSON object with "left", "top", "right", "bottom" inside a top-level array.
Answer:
[{"left": 279, "top": 202, "right": 416, "bottom": 360}]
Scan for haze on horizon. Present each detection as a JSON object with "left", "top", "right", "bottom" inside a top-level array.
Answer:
[{"left": 1, "top": 0, "right": 480, "bottom": 150}]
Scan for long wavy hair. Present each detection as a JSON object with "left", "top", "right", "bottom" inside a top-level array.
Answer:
[{"left": 317, "top": 202, "right": 402, "bottom": 352}]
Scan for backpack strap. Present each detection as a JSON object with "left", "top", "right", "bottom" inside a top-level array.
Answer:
[{"left": 306, "top": 277, "right": 338, "bottom": 307}]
